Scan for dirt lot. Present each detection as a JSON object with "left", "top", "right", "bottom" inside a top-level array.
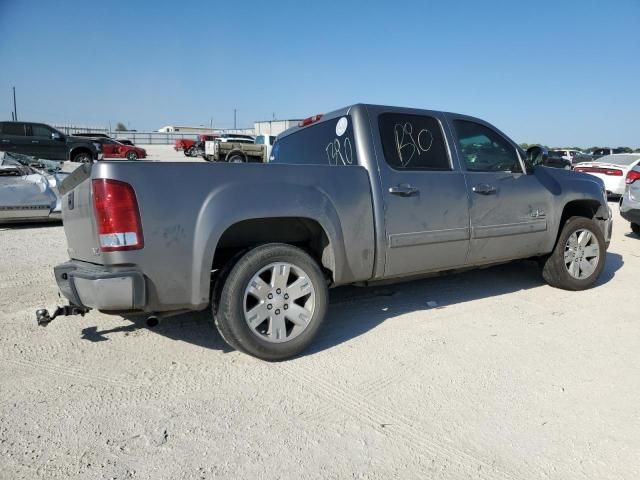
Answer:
[{"left": 1, "top": 203, "right": 638, "bottom": 479}]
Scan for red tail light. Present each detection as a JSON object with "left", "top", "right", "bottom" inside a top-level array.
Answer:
[
  {"left": 574, "top": 166, "right": 622, "bottom": 176},
  {"left": 298, "top": 114, "right": 323, "bottom": 127},
  {"left": 627, "top": 170, "right": 640, "bottom": 184},
  {"left": 92, "top": 179, "right": 144, "bottom": 252}
]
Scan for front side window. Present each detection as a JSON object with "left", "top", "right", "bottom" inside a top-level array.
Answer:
[
  {"left": 270, "top": 116, "right": 357, "bottom": 166},
  {"left": 30, "top": 124, "right": 53, "bottom": 137},
  {"left": 379, "top": 113, "right": 450, "bottom": 170},
  {"left": 255, "top": 135, "right": 265, "bottom": 145},
  {"left": 453, "top": 120, "right": 521, "bottom": 173}
]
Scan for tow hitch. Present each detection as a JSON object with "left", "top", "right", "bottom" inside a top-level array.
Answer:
[{"left": 35, "top": 304, "right": 91, "bottom": 326}]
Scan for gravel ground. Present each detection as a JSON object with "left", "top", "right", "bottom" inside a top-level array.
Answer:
[{"left": 1, "top": 203, "right": 639, "bottom": 479}]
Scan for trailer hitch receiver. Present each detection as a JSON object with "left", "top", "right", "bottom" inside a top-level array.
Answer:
[{"left": 36, "top": 305, "right": 91, "bottom": 326}]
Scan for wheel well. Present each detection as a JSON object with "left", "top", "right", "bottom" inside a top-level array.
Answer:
[
  {"left": 555, "top": 199, "right": 602, "bottom": 244},
  {"left": 212, "top": 217, "right": 335, "bottom": 280}
]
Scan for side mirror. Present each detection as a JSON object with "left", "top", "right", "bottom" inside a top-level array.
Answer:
[
  {"left": 51, "top": 132, "right": 63, "bottom": 141},
  {"left": 526, "top": 145, "right": 548, "bottom": 167}
]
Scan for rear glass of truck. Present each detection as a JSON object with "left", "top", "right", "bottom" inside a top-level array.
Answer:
[
  {"left": 270, "top": 116, "right": 357, "bottom": 166},
  {"left": 378, "top": 113, "right": 450, "bottom": 170}
]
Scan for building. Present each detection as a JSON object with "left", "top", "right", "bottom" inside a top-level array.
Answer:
[{"left": 254, "top": 119, "right": 302, "bottom": 136}]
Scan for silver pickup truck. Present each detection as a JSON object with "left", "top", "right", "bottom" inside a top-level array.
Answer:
[{"left": 42, "top": 104, "right": 612, "bottom": 360}]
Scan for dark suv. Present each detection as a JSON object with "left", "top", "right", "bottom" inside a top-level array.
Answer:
[{"left": 0, "top": 121, "right": 102, "bottom": 162}]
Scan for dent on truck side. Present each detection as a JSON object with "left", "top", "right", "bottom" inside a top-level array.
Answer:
[{"left": 190, "top": 166, "right": 376, "bottom": 309}]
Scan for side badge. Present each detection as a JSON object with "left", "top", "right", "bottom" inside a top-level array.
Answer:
[{"left": 67, "top": 191, "right": 74, "bottom": 210}]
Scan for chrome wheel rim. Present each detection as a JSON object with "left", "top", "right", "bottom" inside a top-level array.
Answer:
[
  {"left": 127, "top": 152, "right": 137, "bottom": 160},
  {"left": 243, "top": 262, "right": 316, "bottom": 343},
  {"left": 564, "top": 228, "right": 600, "bottom": 279}
]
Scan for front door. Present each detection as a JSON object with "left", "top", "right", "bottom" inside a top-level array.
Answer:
[
  {"left": 27, "top": 124, "right": 63, "bottom": 159},
  {"left": 373, "top": 110, "right": 471, "bottom": 277},
  {"left": 449, "top": 117, "right": 552, "bottom": 264}
]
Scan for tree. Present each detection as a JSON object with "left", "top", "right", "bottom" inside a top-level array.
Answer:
[{"left": 115, "top": 122, "right": 127, "bottom": 131}]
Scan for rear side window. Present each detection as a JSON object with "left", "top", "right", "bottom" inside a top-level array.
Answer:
[
  {"left": 270, "top": 116, "right": 357, "bottom": 166},
  {"left": 1, "top": 122, "right": 26, "bottom": 136},
  {"left": 378, "top": 113, "right": 450, "bottom": 170}
]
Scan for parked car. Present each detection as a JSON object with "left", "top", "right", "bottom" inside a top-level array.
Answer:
[
  {"left": 0, "top": 121, "right": 102, "bottom": 163},
  {"left": 552, "top": 149, "right": 581, "bottom": 163},
  {"left": 620, "top": 164, "right": 640, "bottom": 235},
  {"left": 591, "top": 148, "right": 627, "bottom": 159},
  {"left": 0, "top": 151, "right": 68, "bottom": 223},
  {"left": 42, "top": 104, "right": 612, "bottom": 360},
  {"left": 174, "top": 138, "right": 195, "bottom": 152},
  {"left": 203, "top": 135, "right": 265, "bottom": 162},
  {"left": 543, "top": 150, "right": 572, "bottom": 169},
  {"left": 92, "top": 138, "right": 146, "bottom": 160},
  {"left": 574, "top": 154, "right": 640, "bottom": 196}
]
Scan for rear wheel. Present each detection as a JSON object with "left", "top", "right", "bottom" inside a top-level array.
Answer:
[
  {"left": 541, "top": 216, "right": 605, "bottom": 290},
  {"left": 184, "top": 146, "right": 194, "bottom": 157},
  {"left": 213, "top": 244, "right": 328, "bottom": 361},
  {"left": 72, "top": 151, "right": 91, "bottom": 163},
  {"left": 631, "top": 223, "right": 640, "bottom": 235},
  {"left": 226, "top": 150, "right": 246, "bottom": 163}
]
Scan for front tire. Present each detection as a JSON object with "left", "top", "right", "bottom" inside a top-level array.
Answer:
[
  {"left": 631, "top": 223, "right": 640, "bottom": 235},
  {"left": 72, "top": 151, "right": 91, "bottom": 163},
  {"left": 214, "top": 244, "right": 328, "bottom": 361},
  {"left": 541, "top": 216, "right": 606, "bottom": 290},
  {"left": 126, "top": 150, "right": 138, "bottom": 160}
]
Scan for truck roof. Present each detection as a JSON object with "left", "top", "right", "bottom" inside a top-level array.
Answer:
[{"left": 276, "top": 103, "right": 486, "bottom": 140}]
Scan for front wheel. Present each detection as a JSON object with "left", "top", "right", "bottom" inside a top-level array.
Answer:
[
  {"left": 72, "top": 151, "right": 91, "bottom": 163},
  {"left": 214, "top": 244, "right": 328, "bottom": 361},
  {"left": 541, "top": 216, "right": 606, "bottom": 290},
  {"left": 126, "top": 151, "right": 138, "bottom": 160},
  {"left": 631, "top": 223, "right": 640, "bottom": 235}
]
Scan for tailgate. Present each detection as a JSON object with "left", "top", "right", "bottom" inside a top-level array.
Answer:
[{"left": 59, "top": 164, "right": 100, "bottom": 262}]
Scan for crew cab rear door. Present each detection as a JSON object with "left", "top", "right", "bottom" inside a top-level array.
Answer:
[
  {"left": 370, "top": 107, "right": 471, "bottom": 277},
  {"left": 447, "top": 115, "right": 552, "bottom": 263}
]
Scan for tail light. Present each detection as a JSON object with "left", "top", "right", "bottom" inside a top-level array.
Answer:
[
  {"left": 298, "top": 114, "right": 323, "bottom": 127},
  {"left": 92, "top": 179, "right": 144, "bottom": 252},
  {"left": 574, "top": 166, "right": 622, "bottom": 176},
  {"left": 626, "top": 170, "right": 640, "bottom": 184}
]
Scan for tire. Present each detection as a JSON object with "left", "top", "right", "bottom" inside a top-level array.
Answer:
[
  {"left": 72, "top": 151, "right": 91, "bottom": 163},
  {"left": 126, "top": 151, "right": 138, "bottom": 160},
  {"left": 213, "top": 243, "right": 328, "bottom": 361},
  {"left": 184, "top": 147, "right": 194, "bottom": 157},
  {"left": 225, "top": 151, "right": 246, "bottom": 163},
  {"left": 541, "top": 216, "right": 606, "bottom": 290},
  {"left": 631, "top": 223, "right": 640, "bottom": 235}
]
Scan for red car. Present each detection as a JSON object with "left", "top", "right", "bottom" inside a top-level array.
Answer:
[{"left": 96, "top": 138, "right": 146, "bottom": 160}]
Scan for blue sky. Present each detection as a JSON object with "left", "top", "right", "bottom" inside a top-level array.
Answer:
[{"left": 1, "top": 0, "right": 638, "bottom": 147}]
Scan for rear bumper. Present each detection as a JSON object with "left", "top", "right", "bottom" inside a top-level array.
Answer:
[{"left": 54, "top": 260, "right": 146, "bottom": 311}]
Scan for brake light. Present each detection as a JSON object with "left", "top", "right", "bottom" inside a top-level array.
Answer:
[
  {"left": 574, "top": 166, "right": 622, "bottom": 176},
  {"left": 298, "top": 114, "right": 323, "bottom": 127},
  {"left": 627, "top": 170, "right": 640, "bottom": 184},
  {"left": 92, "top": 179, "right": 144, "bottom": 252}
]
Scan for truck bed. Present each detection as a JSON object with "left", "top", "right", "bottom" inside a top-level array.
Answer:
[{"left": 59, "top": 160, "right": 376, "bottom": 313}]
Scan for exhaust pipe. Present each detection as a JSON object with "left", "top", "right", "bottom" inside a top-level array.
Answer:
[{"left": 146, "top": 315, "right": 160, "bottom": 328}]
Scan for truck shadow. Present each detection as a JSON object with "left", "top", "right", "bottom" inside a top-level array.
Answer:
[{"left": 81, "top": 253, "right": 623, "bottom": 354}]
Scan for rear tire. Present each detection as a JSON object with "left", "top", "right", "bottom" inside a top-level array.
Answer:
[
  {"left": 72, "top": 151, "right": 91, "bottom": 163},
  {"left": 541, "top": 216, "right": 606, "bottom": 290},
  {"left": 226, "top": 150, "right": 246, "bottom": 163},
  {"left": 631, "top": 223, "right": 640, "bottom": 235},
  {"left": 213, "top": 244, "right": 328, "bottom": 361}
]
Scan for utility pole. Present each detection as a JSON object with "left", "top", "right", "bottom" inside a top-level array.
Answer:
[
  {"left": 11, "top": 111, "right": 15, "bottom": 121},
  {"left": 233, "top": 109, "right": 237, "bottom": 130},
  {"left": 210, "top": 117, "right": 213, "bottom": 130},
  {"left": 13, "top": 86, "right": 17, "bottom": 121}
]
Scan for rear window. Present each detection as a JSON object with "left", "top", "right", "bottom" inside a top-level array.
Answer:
[{"left": 270, "top": 116, "right": 357, "bottom": 166}]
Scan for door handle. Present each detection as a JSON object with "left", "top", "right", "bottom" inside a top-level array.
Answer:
[
  {"left": 472, "top": 183, "right": 496, "bottom": 195},
  {"left": 1, "top": 139, "right": 9, "bottom": 143},
  {"left": 31, "top": 140, "right": 40, "bottom": 144},
  {"left": 389, "top": 184, "right": 419, "bottom": 196}
]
